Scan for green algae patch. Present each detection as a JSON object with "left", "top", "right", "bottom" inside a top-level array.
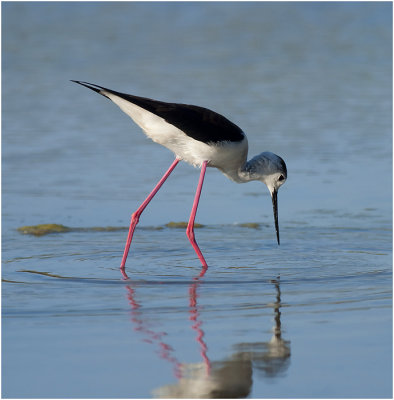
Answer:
[
  {"left": 142, "top": 226, "right": 164, "bottom": 231},
  {"left": 17, "top": 224, "right": 71, "bottom": 236},
  {"left": 83, "top": 226, "right": 128, "bottom": 232},
  {"left": 78, "top": 226, "right": 163, "bottom": 232},
  {"left": 17, "top": 224, "right": 166, "bottom": 236},
  {"left": 166, "top": 221, "right": 204, "bottom": 229},
  {"left": 238, "top": 222, "right": 261, "bottom": 229}
]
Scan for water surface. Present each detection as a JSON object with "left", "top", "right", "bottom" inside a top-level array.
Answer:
[{"left": 2, "top": 2, "right": 392, "bottom": 398}]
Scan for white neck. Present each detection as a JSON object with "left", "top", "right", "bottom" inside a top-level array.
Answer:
[
  {"left": 222, "top": 162, "right": 256, "bottom": 183},
  {"left": 220, "top": 162, "right": 258, "bottom": 183}
]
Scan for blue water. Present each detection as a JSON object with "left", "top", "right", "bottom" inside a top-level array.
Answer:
[{"left": 2, "top": 2, "right": 392, "bottom": 398}]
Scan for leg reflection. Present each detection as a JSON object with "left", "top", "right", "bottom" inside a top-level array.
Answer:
[
  {"left": 189, "top": 278, "right": 211, "bottom": 377},
  {"left": 126, "top": 285, "right": 182, "bottom": 379}
]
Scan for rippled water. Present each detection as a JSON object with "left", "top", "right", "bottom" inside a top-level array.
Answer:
[{"left": 2, "top": 2, "right": 392, "bottom": 398}]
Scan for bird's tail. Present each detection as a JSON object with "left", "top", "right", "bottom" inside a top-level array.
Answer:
[{"left": 71, "top": 80, "right": 116, "bottom": 100}]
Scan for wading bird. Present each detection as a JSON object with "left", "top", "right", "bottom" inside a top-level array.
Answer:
[{"left": 72, "top": 81, "right": 287, "bottom": 277}]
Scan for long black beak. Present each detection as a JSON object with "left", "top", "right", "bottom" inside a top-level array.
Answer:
[{"left": 271, "top": 189, "right": 280, "bottom": 245}]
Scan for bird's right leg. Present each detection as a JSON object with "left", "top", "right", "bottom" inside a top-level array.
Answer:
[
  {"left": 120, "top": 158, "right": 180, "bottom": 277},
  {"left": 186, "top": 160, "right": 208, "bottom": 273}
]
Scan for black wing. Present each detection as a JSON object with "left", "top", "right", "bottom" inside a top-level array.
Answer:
[{"left": 72, "top": 81, "right": 245, "bottom": 144}]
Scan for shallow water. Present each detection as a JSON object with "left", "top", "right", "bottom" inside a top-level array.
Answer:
[{"left": 2, "top": 2, "right": 392, "bottom": 398}]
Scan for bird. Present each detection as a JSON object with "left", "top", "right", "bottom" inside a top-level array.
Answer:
[{"left": 72, "top": 80, "right": 287, "bottom": 277}]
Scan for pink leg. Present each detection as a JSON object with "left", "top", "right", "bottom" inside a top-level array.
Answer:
[
  {"left": 186, "top": 161, "right": 208, "bottom": 270},
  {"left": 120, "top": 158, "right": 180, "bottom": 275}
]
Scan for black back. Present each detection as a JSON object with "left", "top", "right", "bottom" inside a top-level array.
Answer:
[{"left": 73, "top": 81, "right": 245, "bottom": 144}]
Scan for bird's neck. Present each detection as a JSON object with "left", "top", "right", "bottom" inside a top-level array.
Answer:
[
  {"left": 221, "top": 160, "right": 261, "bottom": 183},
  {"left": 223, "top": 153, "right": 276, "bottom": 183}
]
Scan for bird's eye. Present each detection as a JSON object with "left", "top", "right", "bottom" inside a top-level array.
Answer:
[{"left": 278, "top": 175, "right": 285, "bottom": 182}]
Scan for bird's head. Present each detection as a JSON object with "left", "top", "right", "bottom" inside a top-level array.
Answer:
[{"left": 246, "top": 152, "right": 287, "bottom": 245}]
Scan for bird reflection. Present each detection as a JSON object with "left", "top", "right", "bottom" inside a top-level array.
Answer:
[
  {"left": 154, "top": 276, "right": 290, "bottom": 398},
  {"left": 125, "top": 274, "right": 290, "bottom": 398},
  {"left": 233, "top": 277, "right": 291, "bottom": 379}
]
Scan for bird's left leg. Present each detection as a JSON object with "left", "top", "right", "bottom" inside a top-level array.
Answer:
[
  {"left": 186, "top": 160, "right": 208, "bottom": 271},
  {"left": 120, "top": 158, "right": 180, "bottom": 278}
]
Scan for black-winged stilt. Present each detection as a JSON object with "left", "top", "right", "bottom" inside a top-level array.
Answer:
[{"left": 72, "top": 81, "right": 287, "bottom": 276}]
